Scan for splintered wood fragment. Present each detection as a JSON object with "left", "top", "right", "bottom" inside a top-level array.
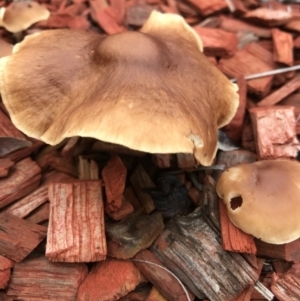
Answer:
[
  {"left": 26, "top": 202, "right": 50, "bottom": 224},
  {"left": 77, "top": 260, "right": 146, "bottom": 301},
  {"left": 244, "top": 7, "right": 293, "bottom": 26},
  {"left": 78, "top": 156, "right": 99, "bottom": 180},
  {"left": 218, "top": 48, "right": 274, "bottom": 97},
  {"left": 124, "top": 186, "right": 142, "bottom": 210},
  {"left": 249, "top": 106, "right": 300, "bottom": 159},
  {"left": 0, "top": 158, "right": 14, "bottom": 177},
  {"left": 0, "top": 109, "right": 25, "bottom": 139},
  {"left": 6, "top": 140, "right": 44, "bottom": 163},
  {"left": 0, "top": 137, "right": 32, "bottom": 157},
  {"left": 93, "top": 6, "right": 126, "bottom": 34},
  {"left": 152, "top": 154, "right": 171, "bottom": 169},
  {"left": 36, "top": 144, "right": 78, "bottom": 176},
  {"left": 223, "top": 77, "right": 247, "bottom": 141},
  {"left": 220, "top": 16, "right": 271, "bottom": 38},
  {"left": 272, "top": 260, "right": 293, "bottom": 274},
  {"left": 193, "top": 27, "right": 238, "bottom": 57},
  {"left": 146, "top": 287, "right": 168, "bottom": 301},
  {"left": 3, "top": 171, "right": 73, "bottom": 218},
  {"left": 0, "top": 158, "right": 41, "bottom": 208},
  {"left": 102, "top": 154, "right": 126, "bottom": 217},
  {"left": 47, "top": 180, "right": 106, "bottom": 262},
  {"left": 272, "top": 29, "right": 293, "bottom": 66},
  {"left": 130, "top": 164, "right": 155, "bottom": 214},
  {"left": 176, "top": 153, "right": 196, "bottom": 169},
  {"left": 106, "top": 212, "right": 164, "bottom": 259},
  {"left": 7, "top": 256, "right": 88, "bottom": 301},
  {"left": 134, "top": 249, "right": 194, "bottom": 301},
  {"left": 109, "top": 196, "right": 134, "bottom": 220},
  {"left": 271, "top": 261, "right": 300, "bottom": 300},
  {"left": 255, "top": 238, "right": 300, "bottom": 262},
  {"left": 0, "top": 213, "right": 47, "bottom": 262},
  {"left": 219, "top": 199, "right": 257, "bottom": 254},
  {"left": 61, "top": 137, "right": 80, "bottom": 158},
  {"left": 185, "top": 0, "right": 227, "bottom": 16},
  {"left": 151, "top": 210, "right": 258, "bottom": 301},
  {"left": 258, "top": 74, "right": 300, "bottom": 106}
]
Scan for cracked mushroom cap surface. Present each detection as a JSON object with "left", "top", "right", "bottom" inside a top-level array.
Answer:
[
  {"left": 0, "top": 11, "right": 239, "bottom": 166},
  {"left": 216, "top": 160, "right": 300, "bottom": 244},
  {"left": 0, "top": 1, "right": 50, "bottom": 33}
]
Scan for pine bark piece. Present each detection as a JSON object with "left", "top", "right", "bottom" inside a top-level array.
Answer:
[
  {"left": 244, "top": 7, "right": 293, "bottom": 27},
  {"left": 255, "top": 239, "right": 300, "bottom": 262},
  {"left": 0, "top": 255, "right": 14, "bottom": 270},
  {"left": 258, "top": 74, "right": 300, "bottom": 107},
  {"left": 249, "top": 106, "right": 300, "bottom": 159},
  {"left": 0, "top": 268, "right": 10, "bottom": 289},
  {"left": 151, "top": 210, "right": 258, "bottom": 301},
  {"left": 108, "top": 196, "right": 134, "bottom": 221},
  {"left": 0, "top": 213, "right": 47, "bottom": 262},
  {"left": 185, "top": 0, "right": 228, "bottom": 16},
  {"left": 106, "top": 212, "right": 164, "bottom": 259},
  {"left": 223, "top": 77, "right": 247, "bottom": 141},
  {"left": 7, "top": 256, "right": 88, "bottom": 301},
  {"left": 0, "top": 157, "right": 41, "bottom": 208},
  {"left": 3, "top": 171, "right": 73, "bottom": 218},
  {"left": 102, "top": 154, "right": 126, "bottom": 215},
  {"left": 134, "top": 249, "right": 194, "bottom": 301},
  {"left": 26, "top": 202, "right": 50, "bottom": 224},
  {"left": 46, "top": 180, "right": 107, "bottom": 262},
  {"left": 219, "top": 199, "right": 257, "bottom": 254},
  {"left": 271, "top": 261, "right": 300, "bottom": 301},
  {"left": 77, "top": 259, "right": 146, "bottom": 301},
  {"left": 130, "top": 164, "right": 155, "bottom": 214},
  {"left": 119, "top": 284, "right": 152, "bottom": 301},
  {"left": 146, "top": 287, "right": 168, "bottom": 301},
  {"left": 220, "top": 16, "right": 271, "bottom": 38},
  {"left": 272, "top": 28, "right": 293, "bottom": 66},
  {"left": 218, "top": 48, "right": 274, "bottom": 97},
  {"left": 193, "top": 27, "right": 238, "bottom": 57},
  {"left": 0, "top": 158, "right": 14, "bottom": 177}
]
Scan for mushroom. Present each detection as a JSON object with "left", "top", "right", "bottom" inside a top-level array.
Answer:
[
  {"left": 0, "top": 0, "right": 49, "bottom": 40},
  {"left": 0, "top": 38, "right": 13, "bottom": 58},
  {"left": 0, "top": 11, "right": 239, "bottom": 166},
  {"left": 216, "top": 160, "right": 300, "bottom": 244}
]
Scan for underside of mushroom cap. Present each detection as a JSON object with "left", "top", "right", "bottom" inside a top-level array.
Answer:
[
  {"left": 216, "top": 160, "right": 300, "bottom": 244},
  {"left": 0, "top": 11, "right": 239, "bottom": 166}
]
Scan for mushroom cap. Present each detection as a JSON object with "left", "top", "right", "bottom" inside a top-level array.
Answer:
[
  {"left": 216, "top": 160, "right": 300, "bottom": 244},
  {"left": 0, "top": 11, "right": 239, "bottom": 166},
  {"left": 1, "top": 1, "right": 50, "bottom": 33}
]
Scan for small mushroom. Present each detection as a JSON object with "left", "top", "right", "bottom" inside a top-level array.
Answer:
[
  {"left": 0, "top": 11, "right": 239, "bottom": 166},
  {"left": 0, "top": 0, "right": 49, "bottom": 40},
  {"left": 216, "top": 160, "right": 300, "bottom": 244}
]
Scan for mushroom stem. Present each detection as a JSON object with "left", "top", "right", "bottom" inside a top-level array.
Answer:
[{"left": 13, "top": 31, "right": 23, "bottom": 43}]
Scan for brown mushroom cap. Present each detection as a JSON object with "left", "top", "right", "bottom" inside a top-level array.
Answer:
[
  {"left": 0, "top": 11, "right": 239, "bottom": 166},
  {"left": 216, "top": 160, "right": 300, "bottom": 244},
  {"left": 1, "top": 1, "right": 50, "bottom": 33}
]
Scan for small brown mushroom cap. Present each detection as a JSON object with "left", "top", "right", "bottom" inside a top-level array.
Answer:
[
  {"left": 216, "top": 160, "right": 300, "bottom": 244},
  {"left": 1, "top": 1, "right": 50, "bottom": 33},
  {"left": 0, "top": 11, "right": 239, "bottom": 166}
]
